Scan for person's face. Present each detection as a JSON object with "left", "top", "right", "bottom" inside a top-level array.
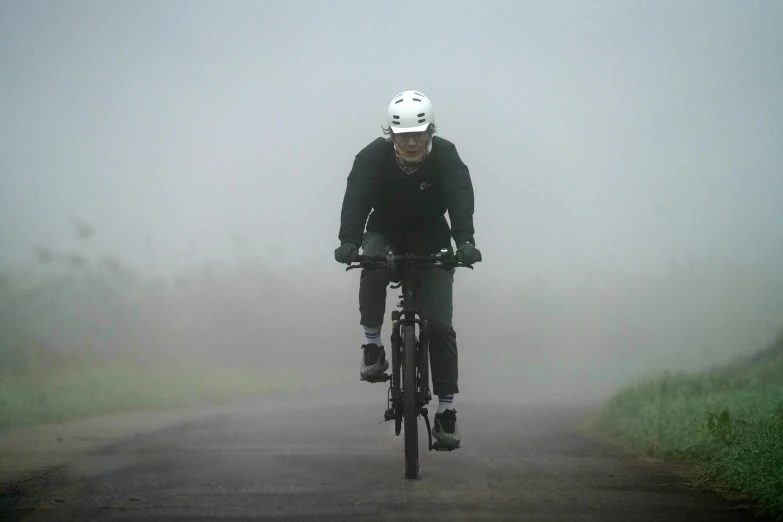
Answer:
[{"left": 393, "top": 130, "right": 429, "bottom": 156}]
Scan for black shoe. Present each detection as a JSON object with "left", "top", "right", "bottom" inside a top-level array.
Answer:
[
  {"left": 360, "top": 343, "right": 389, "bottom": 381},
  {"left": 433, "top": 409, "right": 461, "bottom": 450}
]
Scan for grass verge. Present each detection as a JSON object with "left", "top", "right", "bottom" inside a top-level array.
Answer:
[
  {"left": 597, "top": 346, "right": 783, "bottom": 520},
  {"left": 0, "top": 360, "right": 303, "bottom": 430}
]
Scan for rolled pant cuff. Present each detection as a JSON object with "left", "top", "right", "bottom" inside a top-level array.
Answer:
[{"left": 433, "top": 383, "right": 459, "bottom": 396}]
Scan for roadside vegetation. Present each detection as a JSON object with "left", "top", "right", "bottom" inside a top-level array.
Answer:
[
  {"left": 0, "top": 221, "right": 322, "bottom": 430},
  {"left": 0, "top": 356, "right": 298, "bottom": 429},
  {"left": 600, "top": 330, "right": 783, "bottom": 520}
]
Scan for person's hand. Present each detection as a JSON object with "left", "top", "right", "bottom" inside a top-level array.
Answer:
[
  {"left": 334, "top": 242, "right": 359, "bottom": 264},
  {"left": 455, "top": 242, "right": 482, "bottom": 266}
]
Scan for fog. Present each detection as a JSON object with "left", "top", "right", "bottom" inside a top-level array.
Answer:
[{"left": 2, "top": 2, "right": 782, "bottom": 405}]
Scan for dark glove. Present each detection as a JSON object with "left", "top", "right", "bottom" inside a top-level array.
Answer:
[
  {"left": 455, "top": 242, "right": 482, "bottom": 266},
  {"left": 334, "top": 242, "right": 359, "bottom": 264}
]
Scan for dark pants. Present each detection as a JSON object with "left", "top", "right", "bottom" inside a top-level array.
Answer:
[{"left": 358, "top": 232, "right": 459, "bottom": 396}]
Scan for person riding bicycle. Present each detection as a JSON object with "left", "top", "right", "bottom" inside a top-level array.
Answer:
[{"left": 334, "top": 90, "right": 482, "bottom": 450}]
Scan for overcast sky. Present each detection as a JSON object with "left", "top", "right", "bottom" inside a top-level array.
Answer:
[{"left": 2, "top": 1, "right": 782, "bottom": 281}]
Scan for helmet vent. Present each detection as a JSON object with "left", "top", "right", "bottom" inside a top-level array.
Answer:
[
  {"left": 417, "top": 113, "right": 425, "bottom": 117},
  {"left": 393, "top": 115, "right": 400, "bottom": 119},
  {"left": 418, "top": 118, "right": 426, "bottom": 123},
  {"left": 395, "top": 99, "right": 404, "bottom": 104},
  {"left": 414, "top": 92, "right": 424, "bottom": 96},
  {"left": 412, "top": 97, "right": 421, "bottom": 102}
]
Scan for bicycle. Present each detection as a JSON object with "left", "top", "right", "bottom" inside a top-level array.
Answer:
[{"left": 346, "top": 247, "right": 475, "bottom": 479}]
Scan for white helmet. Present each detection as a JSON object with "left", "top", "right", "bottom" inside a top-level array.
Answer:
[{"left": 387, "top": 90, "right": 434, "bottom": 133}]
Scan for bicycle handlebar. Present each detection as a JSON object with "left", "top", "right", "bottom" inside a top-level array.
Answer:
[
  {"left": 345, "top": 251, "right": 476, "bottom": 271},
  {"left": 356, "top": 253, "right": 449, "bottom": 263}
]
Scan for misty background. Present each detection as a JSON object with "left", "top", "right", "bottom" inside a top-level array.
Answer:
[{"left": 2, "top": 1, "right": 782, "bottom": 402}]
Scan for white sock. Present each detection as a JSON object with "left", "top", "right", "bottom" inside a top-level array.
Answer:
[
  {"left": 363, "top": 326, "right": 382, "bottom": 347},
  {"left": 437, "top": 394, "right": 454, "bottom": 414}
]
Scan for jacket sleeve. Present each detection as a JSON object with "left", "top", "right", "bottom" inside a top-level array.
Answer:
[
  {"left": 442, "top": 144, "right": 476, "bottom": 246},
  {"left": 338, "top": 155, "right": 374, "bottom": 247}
]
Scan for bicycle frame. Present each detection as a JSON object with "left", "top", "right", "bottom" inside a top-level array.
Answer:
[
  {"left": 385, "top": 253, "right": 433, "bottom": 451},
  {"left": 393, "top": 255, "right": 432, "bottom": 411},
  {"left": 346, "top": 248, "right": 472, "bottom": 478}
]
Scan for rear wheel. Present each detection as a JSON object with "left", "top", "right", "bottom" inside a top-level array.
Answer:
[{"left": 403, "top": 323, "right": 418, "bottom": 479}]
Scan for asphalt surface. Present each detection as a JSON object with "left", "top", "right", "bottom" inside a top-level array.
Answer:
[{"left": 0, "top": 391, "right": 765, "bottom": 521}]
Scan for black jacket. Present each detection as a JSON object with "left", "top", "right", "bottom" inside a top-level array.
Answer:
[{"left": 338, "top": 136, "right": 476, "bottom": 255}]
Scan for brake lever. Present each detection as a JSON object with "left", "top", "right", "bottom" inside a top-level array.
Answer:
[
  {"left": 441, "top": 262, "right": 474, "bottom": 271},
  {"left": 346, "top": 263, "right": 381, "bottom": 271}
]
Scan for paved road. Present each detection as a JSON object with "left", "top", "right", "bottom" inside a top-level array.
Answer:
[{"left": 0, "top": 391, "right": 764, "bottom": 521}]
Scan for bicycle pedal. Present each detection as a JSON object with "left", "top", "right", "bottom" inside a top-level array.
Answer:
[
  {"left": 363, "top": 374, "right": 391, "bottom": 383},
  {"left": 383, "top": 408, "right": 395, "bottom": 421},
  {"left": 432, "top": 442, "right": 460, "bottom": 452}
]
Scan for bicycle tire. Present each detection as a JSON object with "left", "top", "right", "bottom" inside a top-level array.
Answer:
[
  {"left": 403, "top": 323, "right": 418, "bottom": 479},
  {"left": 392, "top": 322, "right": 402, "bottom": 436}
]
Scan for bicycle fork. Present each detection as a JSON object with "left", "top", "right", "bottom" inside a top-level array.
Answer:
[{"left": 381, "top": 298, "right": 436, "bottom": 451}]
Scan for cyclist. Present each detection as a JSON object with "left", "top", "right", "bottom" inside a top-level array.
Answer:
[{"left": 334, "top": 90, "right": 482, "bottom": 450}]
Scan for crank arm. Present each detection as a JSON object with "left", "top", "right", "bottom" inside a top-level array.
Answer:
[{"left": 420, "top": 407, "right": 434, "bottom": 451}]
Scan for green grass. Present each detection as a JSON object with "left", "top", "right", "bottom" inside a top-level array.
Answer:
[
  {"left": 599, "top": 344, "right": 783, "bottom": 520},
  {"left": 0, "top": 360, "right": 302, "bottom": 429}
]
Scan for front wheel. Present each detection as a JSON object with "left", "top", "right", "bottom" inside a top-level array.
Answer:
[{"left": 403, "top": 323, "right": 418, "bottom": 479}]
